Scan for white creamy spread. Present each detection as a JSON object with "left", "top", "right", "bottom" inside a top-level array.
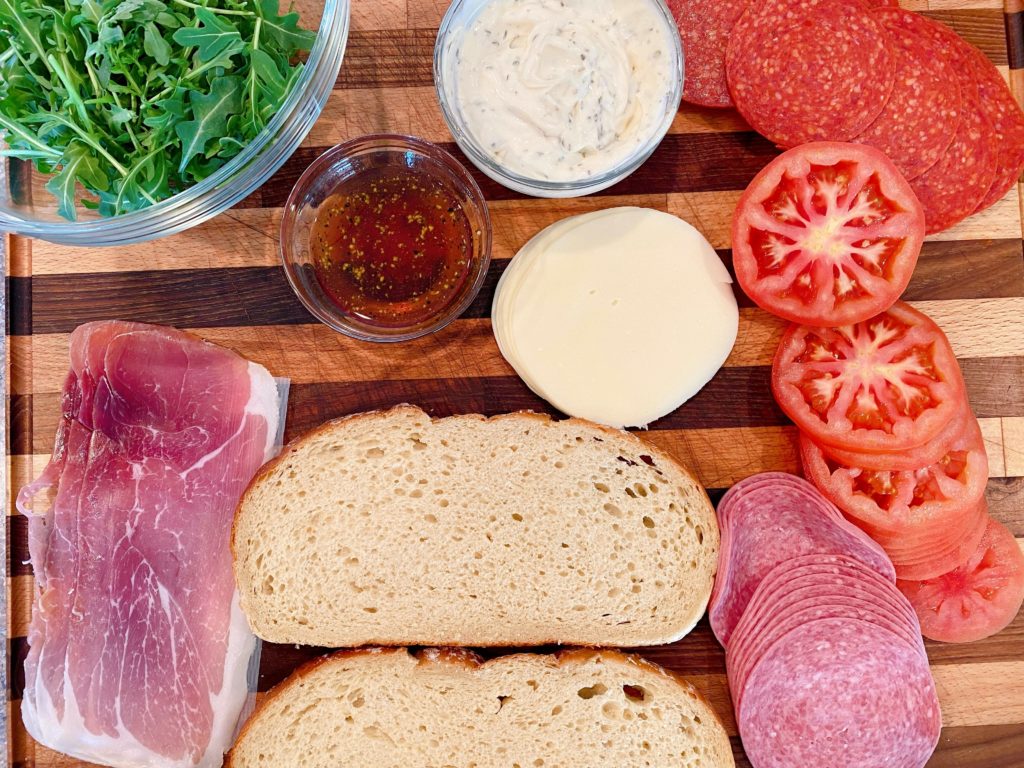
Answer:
[{"left": 448, "top": 0, "right": 678, "bottom": 182}]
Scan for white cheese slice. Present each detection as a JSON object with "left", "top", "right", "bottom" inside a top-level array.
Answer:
[{"left": 492, "top": 207, "right": 738, "bottom": 428}]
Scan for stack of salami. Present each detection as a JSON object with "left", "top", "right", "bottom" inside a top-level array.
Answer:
[
  {"left": 711, "top": 472, "right": 941, "bottom": 768},
  {"left": 668, "top": 0, "right": 1024, "bottom": 233}
]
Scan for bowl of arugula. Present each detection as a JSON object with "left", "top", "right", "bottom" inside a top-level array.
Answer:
[{"left": 0, "top": 0, "right": 349, "bottom": 245}]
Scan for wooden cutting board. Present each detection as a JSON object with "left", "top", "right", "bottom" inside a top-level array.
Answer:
[{"left": 6, "top": 0, "right": 1024, "bottom": 765}]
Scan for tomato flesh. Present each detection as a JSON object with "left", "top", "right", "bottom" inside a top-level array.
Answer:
[
  {"left": 799, "top": 416, "right": 988, "bottom": 535},
  {"left": 898, "top": 518, "right": 1024, "bottom": 643},
  {"left": 733, "top": 142, "right": 925, "bottom": 327},
  {"left": 773, "top": 301, "right": 966, "bottom": 454}
]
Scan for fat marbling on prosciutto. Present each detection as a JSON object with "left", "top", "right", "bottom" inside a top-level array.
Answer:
[{"left": 17, "top": 321, "right": 285, "bottom": 768}]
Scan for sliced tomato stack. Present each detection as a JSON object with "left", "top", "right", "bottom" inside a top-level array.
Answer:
[{"left": 770, "top": 302, "right": 1023, "bottom": 642}]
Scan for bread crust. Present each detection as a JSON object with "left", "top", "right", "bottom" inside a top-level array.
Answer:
[{"left": 225, "top": 647, "right": 731, "bottom": 768}]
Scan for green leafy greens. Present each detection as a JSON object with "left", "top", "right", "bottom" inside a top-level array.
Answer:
[{"left": 0, "top": 0, "right": 316, "bottom": 219}]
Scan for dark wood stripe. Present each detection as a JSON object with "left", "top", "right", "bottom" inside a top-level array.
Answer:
[
  {"left": 11, "top": 239, "right": 1023, "bottom": 336},
  {"left": 241, "top": 132, "right": 781, "bottom": 209},
  {"left": 9, "top": 392, "right": 32, "bottom": 456},
  {"left": 336, "top": 29, "right": 436, "bottom": 90},
  {"left": 328, "top": 17, "right": 1009, "bottom": 95},
  {"left": 9, "top": 636, "right": 27, "bottom": 704},
  {"left": 5, "top": 275, "right": 30, "bottom": 337},
  {"left": 9, "top": 515, "right": 29, "bottom": 577},
  {"left": 1008, "top": 11, "right": 1024, "bottom": 70},
  {"left": 12, "top": 358, "right": 1024, "bottom": 456}
]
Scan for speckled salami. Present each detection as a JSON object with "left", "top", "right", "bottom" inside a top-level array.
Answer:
[
  {"left": 725, "top": 0, "right": 894, "bottom": 147},
  {"left": 881, "top": 13, "right": 999, "bottom": 233},
  {"left": 739, "top": 619, "right": 941, "bottom": 768},
  {"left": 854, "top": 9, "right": 961, "bottom": 179},
  {"left": 710, "top": 473, "right": 896, "bottom": 646},
  {"left": 668, "top": 0, "right": 751, "bottom": 108},
  {"left": 727, "top": 560, "right": 925, "bottom": 709},
  {"left": 964, "top": 45, "right": 1024, "bottom": 212}
]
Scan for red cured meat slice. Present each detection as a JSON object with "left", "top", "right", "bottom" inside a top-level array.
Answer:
[
  {"left": 855, "top": 9, "right": 962, "bottom": 179},
  {"left": 739, "top": 618, "right": 941, "bottom": 768},
  {"left": 878, "top": 13, "right": 999, "bottom": 233},
  {"left": 710, "top": 473, "right": 895, "bottom": 646},
  {"left": 725, "top": 0, "right": 894, "bottom": 147},
  {"left": 668, "top": 0, "right": 751, "bottom": 108},
  {"left": 17, "top": 321, "right": 284, "bottom": 767},
  {"left": 964, "top": 46, "right": 1024, "bottom": 212}
]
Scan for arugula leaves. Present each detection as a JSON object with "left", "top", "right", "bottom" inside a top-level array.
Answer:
[{"left": 0, "top": 0, "right": 316, "bottom": 219}]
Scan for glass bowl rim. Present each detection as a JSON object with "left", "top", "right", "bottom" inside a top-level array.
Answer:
[
  {"left": 432, "top": 0, "right": 684, "bottom": 194},
  {"left": 279, "top": 133, "right": 494, "bottom": 343},
  {"left": 0, "top": 0, "right": 350, "bottom": 245}
]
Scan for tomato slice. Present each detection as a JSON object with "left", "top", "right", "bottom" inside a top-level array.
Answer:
[
  {"left": 820, "top": 404, "right": 973, "bottom": 472},
  {"left": 733, "top": 142, "right": 925, "bottom": 327},
  {"left": 799, "top": 416, "right": 988, "bottom": 538},
  {"left": 773, "top": 301, "right": 967, "bottom": 454},
  {"left": 898, "top": 517, "right": 1024, "bottom": 643}
]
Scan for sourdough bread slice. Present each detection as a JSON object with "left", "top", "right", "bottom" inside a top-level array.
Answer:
[
  {"left": 233, "top": 406, "right": 719, "bottom": 646},
  {"left": 227, "top": 648, "right": 735, "bottom": 768}
]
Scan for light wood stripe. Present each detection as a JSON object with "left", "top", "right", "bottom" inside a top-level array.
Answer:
[
  {"left": 21, "top": 187, "right": 1021, "bottom": 277},
  {"left": 9, "top": 415, "right": 1021, "bottom": 506},
  {"left": 12, "top": 299, "right": 1024, "bottom": 397}
]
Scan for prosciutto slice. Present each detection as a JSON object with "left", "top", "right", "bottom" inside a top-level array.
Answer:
[{"left": 17, "top": 321, "right": 285, "bottom": 768}]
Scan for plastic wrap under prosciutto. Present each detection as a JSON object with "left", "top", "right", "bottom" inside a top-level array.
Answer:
[{"left": 17, "top": 321, "right": 285, "bottom": 768}]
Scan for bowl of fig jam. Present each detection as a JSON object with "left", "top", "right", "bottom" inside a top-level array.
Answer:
[{"left": 280, "top": 135, "right": 492, "bottom": 341}]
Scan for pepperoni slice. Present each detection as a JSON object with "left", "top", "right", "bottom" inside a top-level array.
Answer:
[
  {"left": 964, "top": 46, "right": 1024, "bottom": 212},
  {"left": 876, "top": 12, "right": 999, "bottom": 233},
  {"left": 725, "top": 0, "right": 894, "bottom": 147},
  {"left": 668, "top": 0, "right": 751, "bottom": 108},
  {"left": 855, "top": 9, "right": 962, "bottom": 180},
  {"left": 772, "top": 302, "right": 967, "bottom": 454},
  {"left": 732, "top": 142, "right": 925, "bottom": 326}
]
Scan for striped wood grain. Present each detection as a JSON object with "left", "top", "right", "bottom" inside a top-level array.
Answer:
[{"left": 5, "top": 0, "right": 1024, "bottom": 766}]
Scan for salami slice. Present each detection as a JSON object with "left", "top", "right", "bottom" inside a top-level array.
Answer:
[
  {"left": 965, "top": 46, "right": 1024, "bottom": 212},
  {"left": 710, "top": 473, "right": 895, "bottom": 646},
  {"left": 668, "top": 0, "right": 751, "bottom": 108},
  {"left": 727, "top": 560, "right": 925, "bottom": 707},
  {"left": 739, "top": 619, "right": 941, "bottom": 768},
  {"left": 854, "top": 9, "right": 962, "bottom": 179},
  {"left": 725, "top": 0, "right": 894, "bottom": 147},
  {"left": 880, "top": 13, "right": 999, "bottom": 233}
]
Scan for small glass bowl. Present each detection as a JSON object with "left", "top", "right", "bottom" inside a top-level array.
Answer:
[
  {"left": 280, "top": 135, "right": 493, "bottom": 342},
  {"left": 434, "top": 0, "right": 684, "bottom": 199}
]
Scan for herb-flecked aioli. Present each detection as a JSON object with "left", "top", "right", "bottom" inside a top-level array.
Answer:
[
  {"left": 449, "top": 0, "right": 677, "bottom": 182},
  {"left": 310, "top": 167, "right": 475, "bottom": 328}
]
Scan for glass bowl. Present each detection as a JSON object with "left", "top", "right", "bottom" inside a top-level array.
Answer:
[
  {"left": 280, "top": 134, "right": 493, "bottom": 342},
  {"left": 434, "top": 0, "right": 683, "bottom": 199},
  {"left": 0, "top": 0, "right": 350, "bottom": 246}
]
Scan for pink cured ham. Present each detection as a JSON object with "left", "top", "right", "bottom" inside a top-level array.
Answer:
[{"left": 17, "top": 321, "right": 285, "bottom": 768}]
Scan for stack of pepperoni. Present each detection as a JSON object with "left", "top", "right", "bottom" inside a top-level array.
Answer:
[
  {"left": 711, "top": 473, "right": 941, "bottom": 768},
  {"left": 668, "top": 0, "right": 1024, "bottom": 233}
]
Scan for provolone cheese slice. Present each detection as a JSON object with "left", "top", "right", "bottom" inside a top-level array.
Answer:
[{"left": 492, "top": 207, "right": 738, "bottom": 428}]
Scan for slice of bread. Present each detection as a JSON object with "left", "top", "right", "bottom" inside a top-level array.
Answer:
[
  {"left": 233, "top": 406, "right": 719, "bottom": 647},
  {"left": 227, "top": 648, "right": 735, "bottom": 768}
]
